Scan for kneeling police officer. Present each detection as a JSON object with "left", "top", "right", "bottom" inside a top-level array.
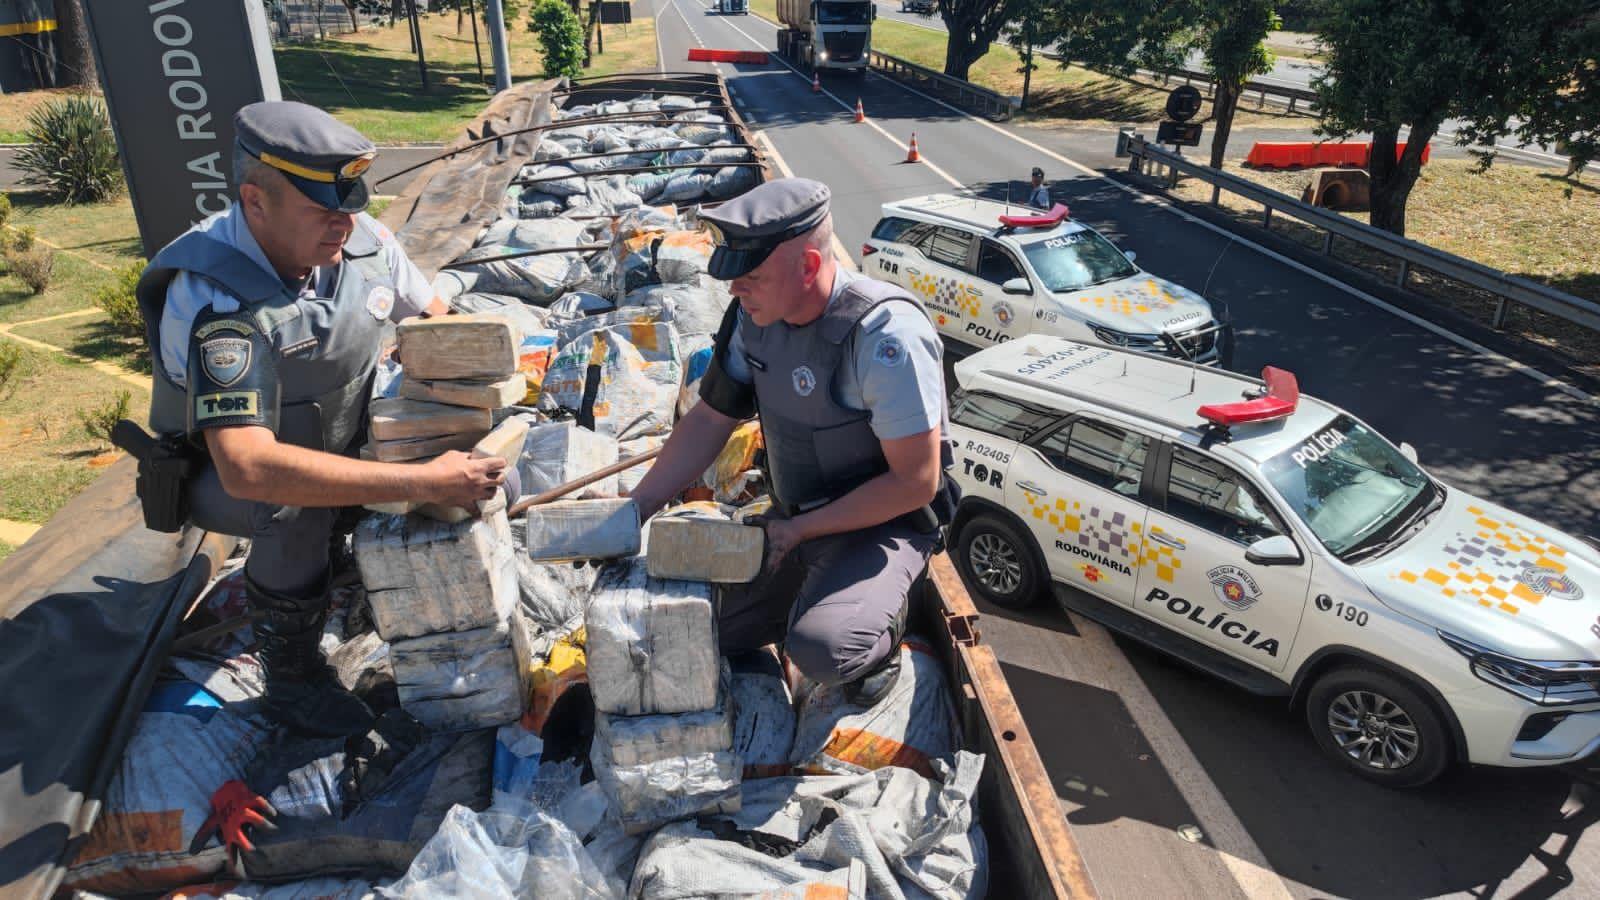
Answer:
[
  {"left": 628, "top": 178, "right": 957, "bottom": 704},
  {"left": 130, "top": 102, "right": 506, "bottom": 736}
]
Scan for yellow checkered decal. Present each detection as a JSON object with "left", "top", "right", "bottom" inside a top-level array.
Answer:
[
  {"left": 1136, "top": 525, "right": 1184, "bottom": 583},
  {"left": 1392, "top": 506, "right": 1579, "bottom": 616},
  {"left": 1074, "top": 279, "right": 1186, "bottom": 315},
  {"left": 908, "top": 270, "right": 980, "bottom": 317}
]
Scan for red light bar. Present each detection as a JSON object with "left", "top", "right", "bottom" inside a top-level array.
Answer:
[
  {"left": 861, "top": 242, "right": 878, "bottom": 257},
  {"left": 998, "top": 203, "right": 1069, "bottom": 229},
  {"left": 1198, "top": 366, "right": 1299, "bottom": 427}
]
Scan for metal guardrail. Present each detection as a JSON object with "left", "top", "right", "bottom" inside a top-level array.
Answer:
[
  {"left": 1143, "top": 66, "right": 1321, "bottom": 116},
  {"left": 1120, "top": 131, "right": 1600, "bottom": 333},
  {"left": 868, "top": 51, "right": 1018, "bottom": 120}
]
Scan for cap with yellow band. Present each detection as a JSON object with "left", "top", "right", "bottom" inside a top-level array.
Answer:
[{"left": 235, "top": 101, "right": 377, "bottom": 213}]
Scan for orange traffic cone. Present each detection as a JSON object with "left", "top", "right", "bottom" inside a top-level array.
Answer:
[
  {"left": 812, "top": 72, "right": 821, "bottom": 93},
  {"left": 854, "top": 98, "right": 865, "bottom": 122},
  {"left": 906, "top": 133, "right": 921, "bottom": 163}
]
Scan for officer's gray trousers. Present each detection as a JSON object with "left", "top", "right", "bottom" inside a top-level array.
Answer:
[
  {"left": 189, "top": 463, "right": 334, "bottom": 607},
  {"left": 718, "top": 519, "right": 938, "bottom": 686}
]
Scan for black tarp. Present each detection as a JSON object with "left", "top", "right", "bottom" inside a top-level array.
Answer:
[{"left": 0, "top": 458, "right": 233, "bottom": 899}]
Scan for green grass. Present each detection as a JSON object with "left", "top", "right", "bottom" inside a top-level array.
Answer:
[
  {"left": 0, "top": 345, "right": 140, "bottom": 524},
  {"left": 275, "top": 13, "right": 658, "bottom": 144},
  {"left": 0, "top": 539, "right": 13, "bottom": 563},
  {"left": 12, "top": 311, "right": 149, "bottom": 375},
  {"left": 9, "top": 194, "right": 143, "bottom": 267},
  {"left": 0, "top": 87, "right": 102, "bottom": 144},
  {"left": 1167, "top": 158, "right": 1600, "bottom": 371}
]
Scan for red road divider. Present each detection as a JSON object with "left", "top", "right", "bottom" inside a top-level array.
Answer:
[
  {"left": 1245, "top": 141, "right": 1432, "bottom": 170},
  {"left": 688, "top": 48, "right": 770, "bottom": 64}
]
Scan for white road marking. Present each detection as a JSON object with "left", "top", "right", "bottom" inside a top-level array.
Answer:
[{"left": 681, "top": 0, "right": 1596, "bottom": 405}]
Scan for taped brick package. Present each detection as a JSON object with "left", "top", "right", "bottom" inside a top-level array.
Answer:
[
  {"left": 390, "top": 611, "right": 533, "bottom": 732},
  {"left": 523, "top": 497, "right": 642, "bottom": 563},
  {"left": 646, "top": 504, "right": 764, "bottom": 583},
  {"left": 353, "top": 508, "right": 518, "bottom": 641},
  {"left": 394, "top": 312, "right": 522, "bottom": 381},
  {"left": 585, "top": 555, "right": 721, "bottom": 717},
  {"left": 593, "top": 661, "right": 735, "bottom": 767},
  {"left": 369, "top": 398, "right": 493, "bottom": 441},
  {"left": 399, "top": 373, "right": 527, "bottom": 409},
  {"left": 538, "top": 322, "right": 683, "bottom": 440},
  {"left": 591, "top": 745, "right": 742, "bottom": 836},
  {"left": 518, "top": 420, "right": 619, "bottom": 499},
  {"left": 790, "top": 639, "right": 960, "bottom": 779}
]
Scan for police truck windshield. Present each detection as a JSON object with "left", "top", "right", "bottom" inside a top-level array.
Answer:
[
  {"left": 1019, "top": 230, "right": 1139, "bottom": 293},
  {"left": 816, "top": 1, "right": 871, "bottom": 23},
  {"left": 1261, "top": 414, "right": 1434, "bottom": 558}
]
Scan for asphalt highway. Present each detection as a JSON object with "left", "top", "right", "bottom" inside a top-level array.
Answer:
[{"left": 652, "top": 3, "right": 1600, "bottom": 895}]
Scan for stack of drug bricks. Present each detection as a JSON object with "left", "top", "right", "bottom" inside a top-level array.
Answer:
[
  {"left": 366, "top": 312, "right": 529, "bottom": 523},
  {"left": 353, "top": 503, "right": 533, "bottom": 732},
  {"left": 517, "top": 499, "right": 766, "bottom": 835}
]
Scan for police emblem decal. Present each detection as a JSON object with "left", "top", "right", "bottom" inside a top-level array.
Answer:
[
  {"left": 792, "top": 365, "right": 816, "bottom": 397},
  {"left": 1517, "top": 564, "right": 1585, "bottom": 601},
  {"left": 1207, "top": 564, "right": 1262, "bottom": 612},
  {"left": 366, "top": 286, "right": 395, "bottom": 320},
  {"left": 874, "top": 336, "right": 908, "bottom": 367},
  {"left": 201, "top": 337, "right": 251, "bottom": 387},
  {"left": 994, "top": 301, "right": 1014, "bottom": 327}
]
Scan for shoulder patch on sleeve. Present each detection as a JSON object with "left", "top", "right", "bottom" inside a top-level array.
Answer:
[{"left": 873, "top": 335, "right": 908, "bottom": 368}]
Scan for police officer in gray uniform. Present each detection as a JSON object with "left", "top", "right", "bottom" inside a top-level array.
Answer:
[
  {"left": 629, "top": 178, "right": 956, "bottom": 704},
  {"left": 134, "top": 102, "right": 507, "bottom": 735}
]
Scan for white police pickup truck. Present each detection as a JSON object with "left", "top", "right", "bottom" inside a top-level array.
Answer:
[
  {"left": 864, "top": 194, "right": 1231, "bottom": 365},
  {"left": 946, "top": 335, "right": 1600, "bottom": 786}
]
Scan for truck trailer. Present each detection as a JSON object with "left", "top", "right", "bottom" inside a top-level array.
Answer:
[{"left": 776, "top": 0, "right": 874, "bottom": 72}]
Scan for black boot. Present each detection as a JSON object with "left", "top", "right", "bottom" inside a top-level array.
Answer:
[
  {"left": 248, "top": 577, "right": 375, "bottom": 738},
  {"left": 843, "top": 599, "right": 909, "bottom": 708}
]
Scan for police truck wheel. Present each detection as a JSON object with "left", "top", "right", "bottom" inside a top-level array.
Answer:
[
  {"left": 1305, "top": 666, "right": 1451, "bottom": 788},
  {"left": 956, "top": 514, "right": 1044, "bottom": 609}
]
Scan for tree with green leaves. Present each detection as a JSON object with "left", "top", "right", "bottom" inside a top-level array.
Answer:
[
  {"left": 1313, "top": 0, "right": 1598, "bottom": 235},
  {"left": 529, "top": 0, "right": 583, "bottom": 78},
  {"left": 935, "top": 0, "right": 1023, "bottom": 81},
  {"left": 1000, "top": 0, "right": 1054, "bottom": 111},
  {"left": 1047, "top": 0, "right": 1277, "bottom": 170}
]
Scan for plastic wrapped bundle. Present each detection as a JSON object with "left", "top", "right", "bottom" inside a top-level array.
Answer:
[
  {"left": 390, "top": 613, "right": 533, "bottom": 732},
  {"left": 591, "top": 745, "right": 741, "bottom": 836},
  {"left": 585, "top": 555, "right": 720, "bottom": 717},
  {"left": 674, "top": 334, "right": 712, "bottom": 421},
  {"left": 523, "top": 164, "right": 588, "bottom": 197},
  {"left": 515, "top": 329, "right": 559, "bottom": 405},
  {"left": 354, "top": 508, "right": 519, "bottom": 641},
  {"left": 629, "top": 822, "right": 867, "bottom": 900},
  {"left": 535, "top": 138, "right": 571, "bottom": 161},
  {"left": 624, "top": 280, "right": 729, "bottom": 338},
  {"left": 523, "top": 498, "right": 642, "bottom": 564},
  {"left": 441, "top": 250, "right": 588, "bottom": 305},
  {"left": 617, "top": 435, "right": 665, "bottom": 494},
  {"left": 551, "top": 301, "right": 675, "bottom": 348},
  {"left": 382, "top": 800, "right": 615, "bottom": 900},
  {"left": 593, "top": 665, "right": 733, "bottom": 767},
  {"left": 790, "top": 639, "right": 960, "bottom": 778},
  {"left": 509, "top": 533, "right": 599, "bottom": 631},
  {"left": 518, "top": 420, "right": 620, "bottom": 498},
  {"left": 710, "top": 165, "right": 760, "bottom": 199},
  {"left": 540, "top": 323, "right": 682, "bottom": 440},
  {"left": 657, "top": 171, "right": 715, "bottom": 204}
]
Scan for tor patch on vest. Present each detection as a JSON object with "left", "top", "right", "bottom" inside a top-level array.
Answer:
[
  {"left": 873, "top": 336, "right": 908, "bottom": 368},
  {"left": 792, "top": 365, "right": 816, "bottom": 397},
  {"left": 366, "top": 286, "right": 396, "bottom": 320},
  {"left": 201, "top": 336, "right": 252, "bottom": 387}
]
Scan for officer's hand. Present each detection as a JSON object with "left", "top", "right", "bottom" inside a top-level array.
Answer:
[
  {"left": 424, "top": 451, "right": 506, "bottom": 510},
  {"left": 749, "top": 514, "right": 803, "bottom": 574}
]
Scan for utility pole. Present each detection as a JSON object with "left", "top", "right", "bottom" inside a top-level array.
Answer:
[
  {"left": 406, "top": 0, "right": 429, "bottom": 90},
  {"left": 484, "top": 0, "right": 512, "bottom": 92},
  {"left": 469, "top": 0, "right": 486, "bottom": 85}
]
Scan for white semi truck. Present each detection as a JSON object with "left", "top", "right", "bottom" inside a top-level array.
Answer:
[{"left": 776, "top": 0, "right": 874, "bottom": 72}]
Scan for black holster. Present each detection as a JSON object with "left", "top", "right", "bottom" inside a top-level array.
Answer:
[{"left": 112, "top": 420, "right": 194, "bottom": 533}]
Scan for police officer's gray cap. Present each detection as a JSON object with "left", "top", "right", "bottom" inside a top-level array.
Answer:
[
  {"left": 235, "top": 101, "right": 377, "bottom": 213},
  {"left": 701, "top": 177, "right": 830, "bottom": 280}
]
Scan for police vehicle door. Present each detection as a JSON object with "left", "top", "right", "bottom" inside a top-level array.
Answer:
[
  {"left": 903, "top": 225, "right": 983, "bottom": 345},
  {"left": 948, "top": 390, "right": 1059, "bottom": 505},
  {"left": 971, "top": 239, "right": 1033, "bottom": 345},
  {"left": 1135, "top": 444, "right": 1309, "bottom": 672},
  {"left": 1007, "top": 415, "right": 1151, "bottom": 605}
]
